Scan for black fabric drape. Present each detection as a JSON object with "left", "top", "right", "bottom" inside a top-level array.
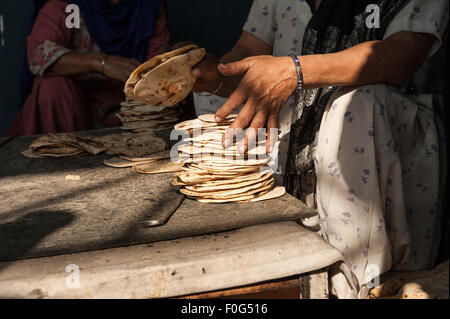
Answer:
[{"left": 285, "top": 0, "right": 411, "bottom": 196}]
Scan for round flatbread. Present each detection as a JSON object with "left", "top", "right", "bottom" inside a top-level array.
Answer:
[
  {"left": 196, "top": 195, "right": 256, "bottom": 204},
  {"left": 181, "top": 179, "right": 274, "bottom": 199},
  {"left": 198, "top": 113, "right": 237, "bottom": 123},
  {"left": 181, "top": 155, "right": 271, "bottom": 166},
  {"left": 185, "top": 173, "right": 272, "bottom": 193},
  {"left": 133, "top": 159, "right": 183, "bottom": 174},
  {"left": 104, "top": 157, "right": 157, "bottom": 168},
  {"left": 250, "top": 186, "right": 286, "bottom": 202},
  {"left": 174, "top": 119, "right": 230, "bottom": 131},
  {"left": 120, "top": 100, "right": 144, "bottom": 107},
  {"left": 131, "top": 47, "right": 206, "bottom": 107}
]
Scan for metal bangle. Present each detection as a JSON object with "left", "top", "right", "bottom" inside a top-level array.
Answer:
[
  {"left": 198, "top": 76, "right": 224, "bottom": 97},
  {"left": 289, "top": 54, "right": 303, "bottom": 96},
  {"left": 100, "top": 54, "right": 109, "bottom": 74}
]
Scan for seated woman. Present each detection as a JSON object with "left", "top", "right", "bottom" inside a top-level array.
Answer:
[
  {"left": 192, "top": 0, "right": 448, "bottom": 298},
  {"left": 6, "top": 0, "right": 169, "bottom": 136}
]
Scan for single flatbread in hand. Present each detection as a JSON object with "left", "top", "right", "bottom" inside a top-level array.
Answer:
[{"left": 126, "top": 45, "right": 206, "bottom": 107}]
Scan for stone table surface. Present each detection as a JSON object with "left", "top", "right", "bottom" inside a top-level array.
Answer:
[{"left": 0, "top": 130, "right": 317, "bottom": 263}]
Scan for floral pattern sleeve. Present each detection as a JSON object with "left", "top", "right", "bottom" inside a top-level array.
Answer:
[
  {"left": 29, "top": 40, "right": 71, "bottom": 76},
  {"left": 27, "top": 0, "right": 73, "bottom": 76},
  {"left": 384, "top": 0, "right": 449, "bottom": 57},
  {"left": 243, "top": 0, "right": 278, "bottom": 46}
]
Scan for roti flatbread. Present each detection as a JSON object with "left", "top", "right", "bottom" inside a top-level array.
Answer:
[
  {"left": 185, "top": 173, "right": 272, "bottom": 193},
  {"left": 120, "top": 150, "right": 170, "bottom": 162},
  {"left": 181, "top": 179, "right": 274, "bottom": 200},
  {"left": 125, "top": 45, "right": 205, "bottom": 107},
  {"left": 198, "top": 113, "right": 237, "bottom": 123},
  {"left": 103, "top": 157, "right": 160, "bottom": 168},
  {"left": 133, "top": 159, "right": 183, "bottom": 174},
  {"left": 249, "top": 186, "right": 286, "bottom": 202},
  {"left": 174, "top": 119, "right": 226, "bottom": 131}
]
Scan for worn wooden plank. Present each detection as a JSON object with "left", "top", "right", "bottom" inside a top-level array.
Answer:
[
  {"left": 181, "top": 277, "right": 301, "bottom": 299},
  {"left": 299, "top": 269, "right": 329, "bottom": 299},
  {"left": 0, "top": 132, "right": 317, "bottom": 263}
]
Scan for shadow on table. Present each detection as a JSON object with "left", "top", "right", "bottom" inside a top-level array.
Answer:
[
  {"left": 0, "top": 210, "right": 74, "bottom": 271},
  {"left": 0, "top": 170, "right": 179, "bottom": 267}
]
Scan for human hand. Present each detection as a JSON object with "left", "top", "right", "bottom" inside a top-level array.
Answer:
[
  {"left": 214, "top": 55, "right": 298, "bottom": 154},
  {"left": 101, "top": 55, "right": 141, "bottom": 82},
  {"left": 191, "top": 53, "right": 222, "bottom": 93}
]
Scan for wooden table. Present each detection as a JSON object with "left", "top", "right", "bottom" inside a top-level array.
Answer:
[{"left": 0, "top": 131, "right": 345, "bottom": 299}]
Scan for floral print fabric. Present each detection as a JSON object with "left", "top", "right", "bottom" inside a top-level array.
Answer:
[
  {"left": 193, "top": 0, "right": 449, "bottom": 298},
  {"left": 316, "top": 85, "right": 443, "bottom": 296}
]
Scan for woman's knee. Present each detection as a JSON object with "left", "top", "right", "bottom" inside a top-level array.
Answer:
[
  {"left": 37, "top": 76, "right": 87, "bottom": 107},
  {"left": 328, "top": 84, "right": 391, "bottom": 118}
]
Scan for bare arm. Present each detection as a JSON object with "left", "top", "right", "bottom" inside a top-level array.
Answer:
[
  {"left": 214, "top": 31, "right": 437, "bottom": 152},
  {"left": 46, "top": 52, "right": 104, "bottom": 76},
  {"left": 46, "top": 52, "right": 141, "bottom": 83},
  {"left": 299, "top": 32, "right": 436, "bottom": 89}
]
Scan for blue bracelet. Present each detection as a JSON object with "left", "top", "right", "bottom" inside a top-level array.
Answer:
[{"left": 289, "top": 54, "right": 303, "bottom": 96}]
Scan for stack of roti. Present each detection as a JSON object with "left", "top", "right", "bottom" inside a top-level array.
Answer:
[
  {"left": 120, "top": 44, "right": 206, "bottom": 132},
  {"left": 172, "top": 114, "right": 286, "bottom": 203},
  {"left": 116, "top": 100, "right": 181, "bottom": 132}
]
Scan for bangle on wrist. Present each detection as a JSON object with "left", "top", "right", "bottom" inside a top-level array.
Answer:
[
  {"left": 100, "top": 54, "right": 109, "bottom": 74},
  {"left": 289, "top": 54, "right": 303, "bottom": 96}
]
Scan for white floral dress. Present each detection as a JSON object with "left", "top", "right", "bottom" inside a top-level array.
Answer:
[{"left": 195, "top": 0, "right": 449, "bottom": 298}]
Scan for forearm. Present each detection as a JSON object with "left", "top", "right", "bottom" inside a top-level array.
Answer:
[
  {"left": 45, "top": 52, "right": 105, "bottom": 76},
  {"left": 299, "top": 32, "right": 435, "bottom": 89}
]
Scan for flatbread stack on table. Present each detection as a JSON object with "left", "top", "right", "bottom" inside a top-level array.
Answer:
[
  {"left": 116, "top": 100, "right": 181, "bottom": 132},
  {"left": 23, "top": 131, "right": 168, "bottom": 159},
  {"left": 120, "top": 44, "right": 206, "bottom": 133},
  {"left": 172, "top": 114, "right": 286, "bottom": 203}
]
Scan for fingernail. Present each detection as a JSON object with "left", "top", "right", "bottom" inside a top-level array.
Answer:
[
  {"left": 192, "top": 68, "right": 201, "bottom": 76},
  {"left": 215, "top": 116, "right": 222, "bottom": 122}
]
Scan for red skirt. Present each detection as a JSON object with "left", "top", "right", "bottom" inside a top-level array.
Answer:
[{"left": 6, "top": 75, "right": 123, "bottom": 137}]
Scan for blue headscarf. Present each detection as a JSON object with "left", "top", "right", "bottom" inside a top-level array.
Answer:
[
  {"left": 20, "top": 0, "right": 163, "bottom": 103},
  {"left": 69, "top": 0, "right": 163, "bottom": 62}
]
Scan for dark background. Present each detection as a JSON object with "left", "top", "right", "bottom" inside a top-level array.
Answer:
[{"left": 0, "top": 0, "right": 253, "bottom": 135}]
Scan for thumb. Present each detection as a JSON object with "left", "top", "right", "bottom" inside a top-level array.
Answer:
[{"left": 218, "top": 60, "right": 250, "bottom": 77}]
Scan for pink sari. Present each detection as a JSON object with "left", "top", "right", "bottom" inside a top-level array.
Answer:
[{"left": 6, "top": 0, "right": 169, "bottom": 136}]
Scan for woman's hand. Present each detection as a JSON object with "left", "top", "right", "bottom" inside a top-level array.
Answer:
[
  {"left": 100, "top": 55, "right": 141, "bottom": 82},
  {"left": 215, "top": 55, "right": 297, "bottom": 153},
  {"left": 191, "top": 53, "right": 222, "bottom": 93}
]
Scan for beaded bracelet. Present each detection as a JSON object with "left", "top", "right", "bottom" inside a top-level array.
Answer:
[{"left": 289, "top": 54, "right": 303, "bottom": 96}]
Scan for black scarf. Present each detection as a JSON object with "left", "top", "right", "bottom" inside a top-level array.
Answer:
[{"left": 285, "top": 0, "right": 411, "bottom": 197}]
